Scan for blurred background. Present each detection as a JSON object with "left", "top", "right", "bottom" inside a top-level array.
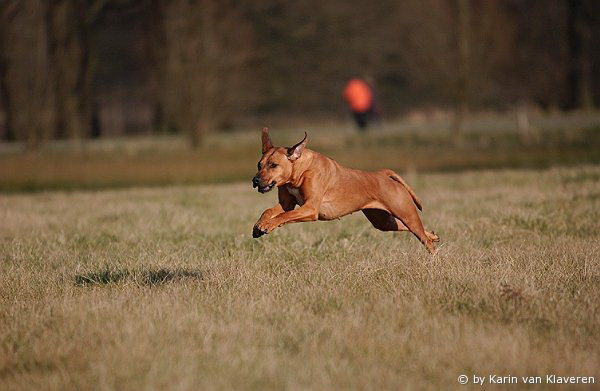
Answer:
[{"left": 0, "top": 0, "right": 599, "bottom": 191}]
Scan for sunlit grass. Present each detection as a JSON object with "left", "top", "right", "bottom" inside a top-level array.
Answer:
[{"left": 1, "top": 165, "right": 599, "bottom": 390}]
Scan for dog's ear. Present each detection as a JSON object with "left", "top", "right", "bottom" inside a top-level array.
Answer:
[
  {"left": 261, "top": 127, "right": 273, "bottom": 154},
  {"left": 287, "top": 132, "right": 307, "bottom": 161},
  {"left": 261, "top": 126, "right": 273, "bottom": 154}
]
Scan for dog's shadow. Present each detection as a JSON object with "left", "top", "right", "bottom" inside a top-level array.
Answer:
[{"left": 74, "top": 267, "right": 203, "bottom": 287}]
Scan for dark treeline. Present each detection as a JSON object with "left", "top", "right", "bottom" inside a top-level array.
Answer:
[{"left": 0, "top": 0, "right": 599, "bottom": 147}]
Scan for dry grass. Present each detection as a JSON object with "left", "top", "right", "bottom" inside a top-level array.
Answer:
[{"left": 1, "top": 165, "right": 599, "bottom": 390}]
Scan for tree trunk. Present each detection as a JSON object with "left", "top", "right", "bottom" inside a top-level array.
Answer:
[
  {"left": 46, "top": 0, "right": 99, "bottom": 141},
  {"left": 452, "top": 0, "right": 471, "bottom": 144},
  {"left": 188, "top": 123, "right": 204, "bottom": 149},
  {"left": 566, "top": 0, "right": 594, "bottom": 110},
  {"left": 0, "top": 2, "right": 19, "bottom": 142},
  {"left": 143, "top": 0, "right": 167, "bottom": 133},
  {"left": 0, "top": 33, "right": 15, "bottom": 141}
]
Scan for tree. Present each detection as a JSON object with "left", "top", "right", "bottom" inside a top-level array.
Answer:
[
  {"left": 0, "top": 0, "right": 21, "bottom": 141},
  {"left": 565, "top": 0, "right": 595, "bottom": 110},
  {"left": 2, "top": 0, "right": 54, "bottom": 148},
  {"left": 141, "top": 0, "right": 167, "bottom": 133},
  {"left": 45, "top": 0, "right": 108, "bottom": 141},
  {"left": 163, "top": 0, "right": 253, "bottom": 147},
  {"left": 451, "top": 0, "right": 471, "bottom": 142},
  {"left": 393, "top": 0, "right": 513, "bottom": 140}
]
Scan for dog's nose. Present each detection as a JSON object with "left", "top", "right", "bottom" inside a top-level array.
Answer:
[{"left": 252, "top": 175, "right": 260, "bottom": 188}]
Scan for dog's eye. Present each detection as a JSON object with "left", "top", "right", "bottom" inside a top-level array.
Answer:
[{"left": 270, "top": 163, "right": 278, "bottom": 169}]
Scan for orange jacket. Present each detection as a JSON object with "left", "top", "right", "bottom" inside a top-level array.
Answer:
[{"left": 343, "top": 78, "right": 373, "bottom": 112}]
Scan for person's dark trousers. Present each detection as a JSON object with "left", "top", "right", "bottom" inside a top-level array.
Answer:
[
  {"left": 353, "top": 111, "right": 368, "bottom": 130},
  {"left": 353, "top": 105, "right": 376, "bottom": 131}
]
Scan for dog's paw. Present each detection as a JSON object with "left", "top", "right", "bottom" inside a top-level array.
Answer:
[
  {"left": 252, "top": 226, "right": 267, "bottom": 238},
  {"left": 429, "top": 231, "right": 441, "bottom": 242}
]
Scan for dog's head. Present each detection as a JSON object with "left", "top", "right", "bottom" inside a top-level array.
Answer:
[{"left": 252, "top": 127, "right": 307, "bottom": 193}]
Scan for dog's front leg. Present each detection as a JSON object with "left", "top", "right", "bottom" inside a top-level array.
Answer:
[
  {"left": 255, "top": 203, "right": 319, "bottom": 235},
  {"left": 253, "top": 204, "right": 284, "bottom": 238},
  {"left": 253, "top": 187, "right": 298, "bottom": 238}
]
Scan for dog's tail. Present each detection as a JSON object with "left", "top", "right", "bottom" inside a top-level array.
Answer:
[{"left": 386, "top": 170, "right": 423, "bottom": 211}]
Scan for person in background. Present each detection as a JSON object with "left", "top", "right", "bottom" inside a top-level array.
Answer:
[{"left": 343, "top": 77, "right": 379, "bottom": 131}]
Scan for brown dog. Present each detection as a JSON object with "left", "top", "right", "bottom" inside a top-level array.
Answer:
[{"left": 252, "top": 127, "right": 439, "bottom": 253}]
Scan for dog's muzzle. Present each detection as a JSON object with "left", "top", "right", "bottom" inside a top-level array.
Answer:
[
  {"left": 259, "top": 182, "right": 275, "bottom": 193},
  {"left": 253, "top": 176, "right": 276, "bottom": 193}
]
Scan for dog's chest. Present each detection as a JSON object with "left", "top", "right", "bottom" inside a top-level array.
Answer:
[{"left": 286, "top": 185, "right": 304, "bottom": 205}]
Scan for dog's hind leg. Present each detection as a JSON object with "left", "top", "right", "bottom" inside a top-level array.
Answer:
[
  {"left": 362, "top": 208, "right": 409, "bottom": 232},
  {"left": 379, "top": 190, "right": 436, "bottom": 254},
  {"left": 362, "top": 208, "right": 439, "bottom": 242}
]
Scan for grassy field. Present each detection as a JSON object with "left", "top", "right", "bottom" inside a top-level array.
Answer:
[
  {"left": 1, "top": 113, "right": 600, "bottom": 192},
  {"left": 1, "top": 164, "right": 599, "bottom": 390}
]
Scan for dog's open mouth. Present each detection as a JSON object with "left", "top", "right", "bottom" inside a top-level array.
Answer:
[{"left": 258, "top": 181, "right": 276, "bottom": 193}]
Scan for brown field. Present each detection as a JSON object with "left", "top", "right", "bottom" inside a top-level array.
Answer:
[
  {"left": 1, "top": 163, "right": 599, "bottom": 390},
  {"left": 1, "top": 114, "right": 600, "bottom": 192}
]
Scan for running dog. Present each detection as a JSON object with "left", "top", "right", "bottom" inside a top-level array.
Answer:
[{"left": 251, "top": 127, "right": 439, "bottom": 253}]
